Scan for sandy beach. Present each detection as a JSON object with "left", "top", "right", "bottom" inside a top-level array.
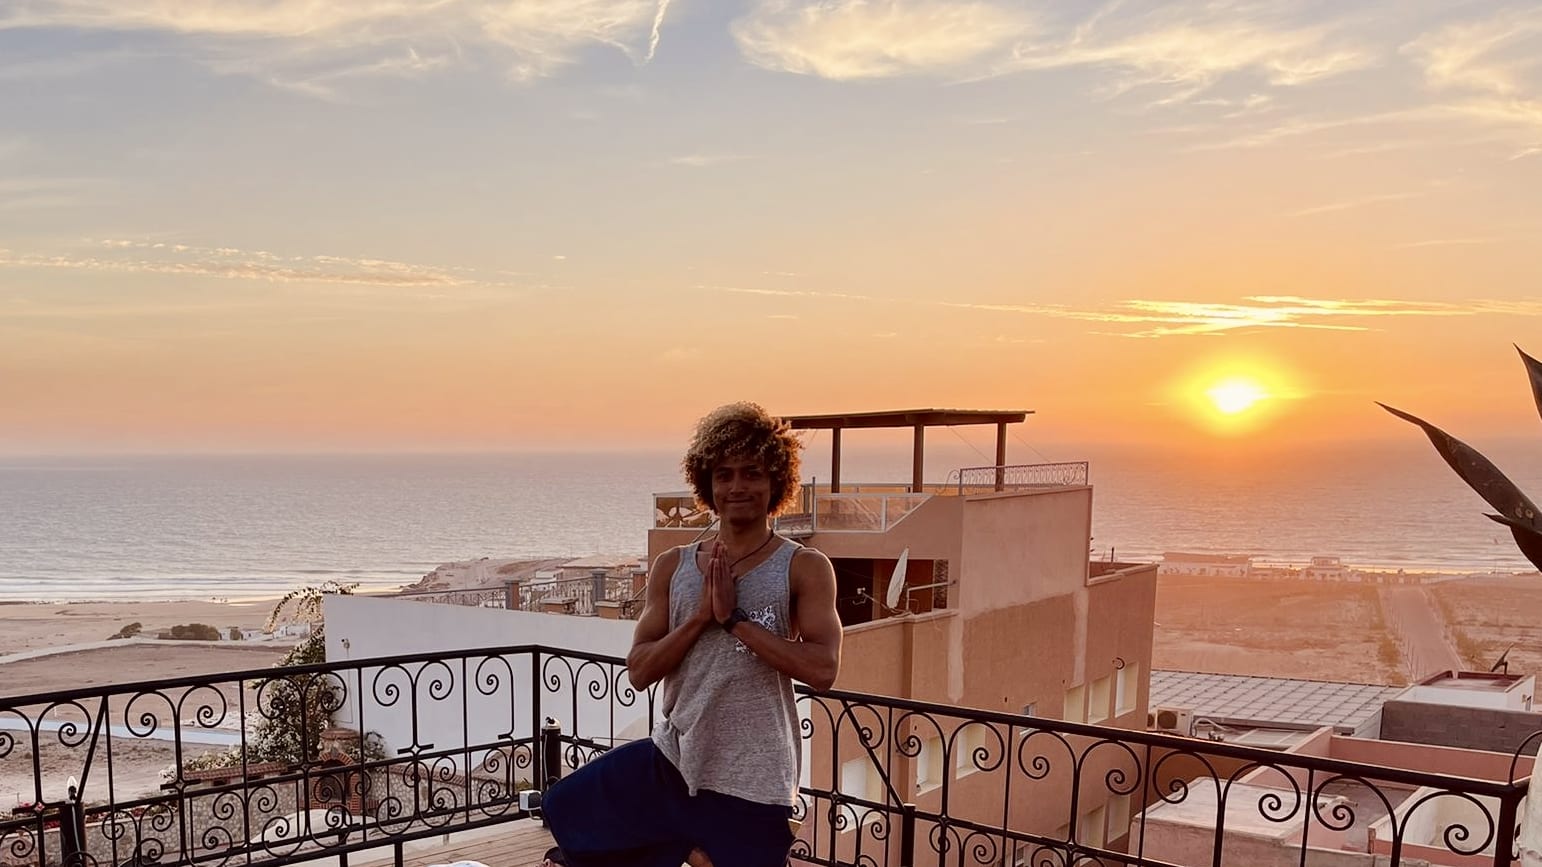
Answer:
[
  {"left": 0, "top": 558, "right": 565, "bottom": 807},
  {"left": 0, "top": 601, "right": 295, "bottom": 807}
]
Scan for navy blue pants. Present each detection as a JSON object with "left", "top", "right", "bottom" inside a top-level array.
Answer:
[{"left": 542, "top": 739, "right": 794, "bottom": 867}]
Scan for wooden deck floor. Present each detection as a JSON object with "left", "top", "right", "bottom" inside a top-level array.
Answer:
[{"left": 296, "top": 819, "right": 556, "bottom": 867}]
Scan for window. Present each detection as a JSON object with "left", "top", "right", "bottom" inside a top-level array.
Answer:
[
  {"left": 1063, "top": 684, "right": 1086, "bottom": 723},
  {"left": 1081, "top": 804, "right": 1106, "bottom": 848},
  {"left": 1116, "top": 662, "right": 1140, "bottom": 716},
  {"left": 839, "top": 757, "right": 883, "bottom": 830},
  {"left": 916, "top": 736, "right": 944, "bottom": 791},
  {"left": 1021, "top": 702, "right": 1037, "bottom": 718},
  {"left": 1088, "top": 676, "right": 1111, "bottom": 724},
  {"left": 1106, "top": 794, "right": 1131, "bottom": 844},
  {"left": 955, "top": 725, "right": 991, "bottom": 777}
]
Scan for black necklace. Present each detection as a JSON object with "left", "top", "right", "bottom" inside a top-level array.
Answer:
[{"left": 726, "top": 531, "right": 777, "bottom": 575}]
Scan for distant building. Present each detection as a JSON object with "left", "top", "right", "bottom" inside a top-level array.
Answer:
[
  {"left": 1381, "top": 670, "right": 1541, "bottom": 754},
  {"left": 1148, "top": 669, "right": 1401, "bottom": 743},
  {"left": 555, "top": 555, "right": 643, "bottom": 580},
  {"left": 1158, "top": 552, "right": 1253, "bottom": 578},
  {"left": 1140, "top": 668, "right": 1540, "bottom": 867},
  {"left": 1301, "top": 555, "right": 1347, "bottom": 581}
]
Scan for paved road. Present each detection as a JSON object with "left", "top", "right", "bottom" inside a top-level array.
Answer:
[{"left": 1381, "top": 586, "right": 1465, "bottom": 680}]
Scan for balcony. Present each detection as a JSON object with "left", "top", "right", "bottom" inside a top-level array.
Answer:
[
  {"left": 2, "top": 645, "right": 1534, "bottom": 867},
  {"left": 652, "top": 462, "right": 1091, "bottom": 537}
]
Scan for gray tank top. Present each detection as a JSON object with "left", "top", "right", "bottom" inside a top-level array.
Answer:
[{"left": 651, "top": 538, "right": 802, "bottom": 807}]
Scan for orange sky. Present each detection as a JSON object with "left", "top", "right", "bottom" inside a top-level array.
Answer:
[{"left": 1, "top": 1, "right": 1539, "bottom": 455}]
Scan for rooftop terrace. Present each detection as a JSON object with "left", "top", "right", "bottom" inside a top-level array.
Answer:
[{"left": 1, "top": 644, "right": 1534, "bottom": 867}]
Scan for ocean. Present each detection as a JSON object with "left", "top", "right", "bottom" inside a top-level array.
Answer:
[{"left": 1, "top": 439, "right": 1538, "bottom": 602}]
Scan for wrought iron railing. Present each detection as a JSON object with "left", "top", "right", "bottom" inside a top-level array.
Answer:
[
  {"left": 390, "top": 587, "right": 509, "bottom": 609},
  {"left": 4, "top": 646, "right": 1531, "bottom": 867},
  {"left": 657, "top": 465, "right": 1092, "bottom": 535},
  {"left": 514, "top": 576, "right": 632, "bottom": 614},
  {"left": 952, "top": 462, "right": 1090, "bottom": 493}
]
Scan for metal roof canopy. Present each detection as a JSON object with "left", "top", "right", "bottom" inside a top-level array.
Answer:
[{"left": 782, "top": 408, "right": 1031, "bottom": 493}]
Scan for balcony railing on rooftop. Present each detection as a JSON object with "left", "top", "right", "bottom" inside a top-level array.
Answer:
[
  {"left": 653, "top": 462, "right": 1093, "bottom": 534},
  {"left": 392, "top": 577, "right": 634, "bottom": 615},
  {"left": 2, "top": 645, "right": 1534, "bottom": 867}
]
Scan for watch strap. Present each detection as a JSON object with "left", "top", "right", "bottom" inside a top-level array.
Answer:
[{"left": 722, "top": 607, "right": 750, "bottom": 632}]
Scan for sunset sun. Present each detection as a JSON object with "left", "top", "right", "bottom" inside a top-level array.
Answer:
[{"left": 1205, "top": 377, "right": 1270, "bottom": 415}]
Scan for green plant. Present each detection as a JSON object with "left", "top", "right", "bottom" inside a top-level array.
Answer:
[
  {"left": 158, "top": 623, "right": 221, "bottom": 640},
  {"left": 178, "top": 581, "right": 383, "bottom": 774},
  {"left": 108, "top": 621, "right": 143, "bottom": 640},
  {"left": 1381, "top": 346, "right": 1542, "bottom": 571}
]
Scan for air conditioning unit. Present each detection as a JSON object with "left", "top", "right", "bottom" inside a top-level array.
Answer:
[{"left": 1151, "top": 706, "right": 1193, "bottom": 735}]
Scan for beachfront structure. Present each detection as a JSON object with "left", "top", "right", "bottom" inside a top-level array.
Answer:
[
  {"left": 1158, "top": 551, "right": 1254, "bottom": 578},
  {"left": 1303, "top": 555, "right": 1350, "bottom": 581},
  {"left": 648, "top": 407, "right": 1160, "bottom": 856},
  {"left": 1149, "top": 669, "right": 1541, "bottom": 747},
  {"left": 1137, "top": 732, "right": 1537, "bottom": 867},
  {"left": 1139, "top": 670, "right": 1542, "bottom": 865}
]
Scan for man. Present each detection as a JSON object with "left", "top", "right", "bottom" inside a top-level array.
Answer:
[
  {"left": 540, "top": 848, "right": 566, "bottom": 867},
  {"left": 542, "top": 403, "right": 843, "bottom": 867}
]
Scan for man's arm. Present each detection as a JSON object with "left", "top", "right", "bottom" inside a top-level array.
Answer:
[
  {"left": 625, "top": 547, "right": 714, "bottom": 690},
  {"left": 727, "top": 548, "right": 842, "bottom": 690}
]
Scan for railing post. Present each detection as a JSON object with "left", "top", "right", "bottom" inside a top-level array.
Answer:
[
  {"left": 56, "top": 783, "right": 86, "bottom": 867},
  {"left": 530, "top": 649, "right": 543, "bottom": 792},
  {"left": 543, "top": 717, "right": 563, "bottom": 789},
  {"left": 899, "top": 802, "right": 916, "bottom": 867},
  {"left": 1497, "top": 787, "right": 1520, "bottom": 867}
]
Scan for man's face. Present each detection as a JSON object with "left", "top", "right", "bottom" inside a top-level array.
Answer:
[{"left": 712, "top": 455, "right": 772, "bottom": 520}]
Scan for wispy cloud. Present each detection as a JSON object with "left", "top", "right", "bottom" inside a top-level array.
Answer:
[
  {"left": 1404, "top": 7, "right": 1542, "bottom": 96},
  {"left": 704, "top": 285, "right": 1542, "bottom": 338},
  {"left": 659, "top": 346, "right": 702, "bottom": 362},
  {"left": 0, "top": 239, "right": 504, "bottom": 290},
  {"left": 1289, "top": 190, "right": 1425, "bottom": 217},
  {"left": 1402, "top": 6, "right": 1542, "bottom": 138},
  {"left": 0, "top": 0, "right": 675, "bottom": 93},
  {"left": 731, "top": 0, "right": 1375, "bottom": 102},
  {"left": 994, "top": 1, "right": 1376, "bottom": 101},
  {"left": 707, "top": 284, "right": 880, "bottom": 302},
  {"left": 732, "top": 0, "right": 1033, "bottom": 80},
  {"left": 645, "top": 0, "right": 671, "bottom": 63},
  {"left": 667, "top": 153, "right": 754, "bottom": 167},
  {"left": 1390, "top": 237, "right": 1504, "bottom": 249}
]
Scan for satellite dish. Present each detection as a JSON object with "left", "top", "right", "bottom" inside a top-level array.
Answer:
[{"left": 885, "top": 548, "right": 910, "bottom": 611}]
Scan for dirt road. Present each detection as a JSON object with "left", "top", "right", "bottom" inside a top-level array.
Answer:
[{"left": 1381, "top": 586, "right": 1464, "bottom": 680}]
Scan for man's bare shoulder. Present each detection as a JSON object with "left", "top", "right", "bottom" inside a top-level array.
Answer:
[
  {"left": 651, "top": 546, "right": 687, "bottom": 580},
  {"left": 789, "top": 545, "right": 834, "bottom": 579}
]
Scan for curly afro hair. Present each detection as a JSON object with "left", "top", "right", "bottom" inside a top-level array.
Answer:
[{"left": 683, "top": 402, "right": 803, "bottom": 516}]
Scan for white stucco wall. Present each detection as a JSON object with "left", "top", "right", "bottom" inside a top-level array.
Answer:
[
  {"left": 1400, "top": 678, "right": 1536, "bottom": 711},
  {"left": 322, "top": 596, "right": 648, "bottom": 778}
]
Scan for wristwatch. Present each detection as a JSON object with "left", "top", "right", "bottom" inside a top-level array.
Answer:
[{"left": 721, "top": 607, "right": 750, "bottom": 632}]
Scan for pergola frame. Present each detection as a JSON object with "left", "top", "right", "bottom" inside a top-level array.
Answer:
[{"left": 783, "top": 408, "right": 1031, "bottom": 493}]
